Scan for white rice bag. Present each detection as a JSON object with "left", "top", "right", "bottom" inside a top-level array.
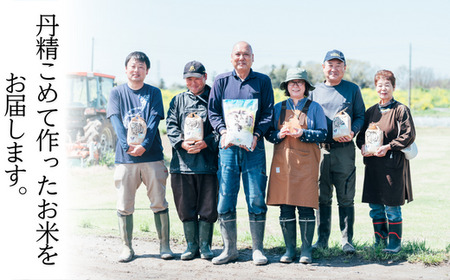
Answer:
[
  {"left": 184, "top": 112, "right": 203, "bottom": 141},
  {"left": 332, "top": 109, "right": 352, "bottom": 141},
  {"left": 365, "top": 123, "right": 383, "bottom": 154}
]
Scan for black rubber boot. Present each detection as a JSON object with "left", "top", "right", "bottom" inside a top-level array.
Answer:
[
  {"left": 383, "top": 221, "right": 402, "bottom": 254},
  {"left": 181, "top": 220, "right": 199, "bottom": 260},
  {"left": 313, "top": 205, "right": 331, "bottom": 249},
  {"left": 199, "top": 220, "right": 214, "bottom": 259},
  {"left": 339, "top": 206, "right": 355, "bottom": 254},
  {"left": 154, "top": 210, "right": 174, "bottom": 260},
  {"left": 279, "top": 218, "right": 297, "bottom": 263},
  {"left": 212, "top": 213, "right": 239, "bottom": 265},
  {"left": 299, "top": 218, "right": 315, "bottom": 264},
  {"left": 373, "top": 219, "right": 388, "bottom": 248},
  {"left": 249, "top": 213, "right": 268, "bottom": 265},
  {"left": 117, "top": 213, "right": 134, "bottom": 262}
]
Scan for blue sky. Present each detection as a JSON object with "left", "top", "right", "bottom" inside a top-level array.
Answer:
[{"left": 64, "top": 0, "right": 450, "bottom": 86}]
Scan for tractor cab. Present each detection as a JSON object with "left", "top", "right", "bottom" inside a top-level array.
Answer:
[{"left": 66, "top": 72, "right": 116, "bottom": 164}]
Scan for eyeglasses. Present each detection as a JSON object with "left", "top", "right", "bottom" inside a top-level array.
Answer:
[{"left": 288, "top": 81, "right": 305, "bottom": 87}]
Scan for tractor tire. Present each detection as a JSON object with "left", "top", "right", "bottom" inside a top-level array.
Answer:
[{"left": 98, "top": 123, "right": 116, "bottom": 156}]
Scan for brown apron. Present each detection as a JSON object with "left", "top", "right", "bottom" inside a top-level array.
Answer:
[{"left": 266, "top": 100, "right": 320, "bottom": 209}]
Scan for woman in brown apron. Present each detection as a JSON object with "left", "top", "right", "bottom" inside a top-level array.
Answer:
[{"left": 265, "top": 68, "right": 327, "bottom": 264}]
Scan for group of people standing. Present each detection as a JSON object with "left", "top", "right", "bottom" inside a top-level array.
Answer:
[{"left": 106, "top": 41, "right": 416, "bottom": 265}]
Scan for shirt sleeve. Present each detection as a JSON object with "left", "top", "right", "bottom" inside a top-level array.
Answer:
[
  {"left": 300, "top": 102, "right": 328, "bottom": 143},
  {"left": 208, "top": 79, "right": 226, "bottom": 134},
  {"left": 150, "top": 88, "right": 165, "bottom": 119},
  {"left": 141, "top": 88, "right": 163, "bottom": 150},
  {"left": 110, "top": 114, "right": 129, "bottom": 152},
  {"left": 264, "top": 103, "right": 283, "bottom": 144},
  {"left": 389, "top": 105, "right": 416, "bottom": 150},
  {"left": 106, "top": 88, "right": 120, "bottom": 119},
  {"left": 355, "top": 109, "right": 370, "bottom": 149},
  {"left": 351, "top": 86, "right": 365, "bottom": 135},
  {"left": 166, "top": 95, "right": 183, "bottom": 150},
  {"left": 203, "top": 129, "right": 220, "bottom": 153},
  {"left": 254, "top": 76, "right": 274, "bottom": 137},
  {"left": 140, "top": 114, "right": 161, "bottom": 150}
]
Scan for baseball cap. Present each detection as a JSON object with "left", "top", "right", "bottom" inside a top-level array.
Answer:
[
  {"left": 323, "top": 49, "right": 346, "bottom": 65},
  {"left": 183, "top": 61, "right": 206, "bottom": 78}
]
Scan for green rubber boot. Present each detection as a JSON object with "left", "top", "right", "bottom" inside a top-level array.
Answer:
[
  {"left": 339, "top": 206, "right": 355, "bottom": 254},
  {"left": 199, "top": 220, "right": 214, "bottom": 259},
  {"left": 154, "top": 210, "right": 174, "bottom": 260},
  {"left": 279, "top": 218, "right": 297, "bottom": 263},
  {"left": 299, "top": 218, "right": 315, "bottom": 264},
  {"left": 117, "top": 213, "right": 134, "bottom": 263},
  {"left": 313, "top": 205, "right": 331, "bottom": 250},
  {"left": 212, "top": 213, "right": 239, "bottom": 265},
  {"left": 249, "top": 214, "right": 268, "bottom": 265},
  {"left": 181, "top": 221, "right": 199, "bottom": 260}
]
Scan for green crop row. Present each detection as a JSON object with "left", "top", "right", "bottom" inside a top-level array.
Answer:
[
  {"left": 361, "top": 88, "right": 450, "bottom": 111},
  {"left": 161, "top": 87, "right": 450, "bottom": 115}
]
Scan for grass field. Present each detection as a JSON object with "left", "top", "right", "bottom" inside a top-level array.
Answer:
[{"left": 66, "top": 126, "right": 450, "bottom": 263}]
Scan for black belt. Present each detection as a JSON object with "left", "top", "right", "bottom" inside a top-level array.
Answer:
[{"left": 320, "top": 142, "right": 351, "bottom": 151}]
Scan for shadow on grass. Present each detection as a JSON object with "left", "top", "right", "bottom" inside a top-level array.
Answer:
[
  {"left": 310, "top": 240, "right": 449, "bottom": 266},
  {"left": 227, "top": 241, "right": 450, "bottom": 266},
  {"left": 117, "top": 240, "right": 448, "bottom": 267}
]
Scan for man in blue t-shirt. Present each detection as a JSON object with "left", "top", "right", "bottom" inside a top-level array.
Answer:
[{"left": 107, "top": 51, "right": 173, "bottom": 262}]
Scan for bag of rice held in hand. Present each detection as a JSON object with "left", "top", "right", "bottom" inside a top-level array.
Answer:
[
  {"left": 282, "top": 112, "right": 302, "bottom": 134},
  {"left": 332, "top": 109, "right": 352, "bottom": 141},
  {"left": 127, "top": 115, "right": 147, "bottom": 145},
  {"left": 365, "top": 123, "right": 383, "bottom": 154},
  {"left": 223, "top": 99, "right": 258, "bottom": 150},
  {"left": 184, "top": 112, "right": 203, "bottom": 141}
]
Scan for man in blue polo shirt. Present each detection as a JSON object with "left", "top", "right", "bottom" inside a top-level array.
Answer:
[
  {"left": 107, "top": 51, "right": 173, "bottom": 262},
  {"left": 208, "top": 41, "right": 274, "bottom": 265}
]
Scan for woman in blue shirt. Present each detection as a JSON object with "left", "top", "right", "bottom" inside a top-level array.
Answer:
[{"left": 265, "top": 68, "right": 327, "bottom": 264}]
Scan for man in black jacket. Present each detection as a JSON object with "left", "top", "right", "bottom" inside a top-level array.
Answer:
[{"left": 166, "top": 61, "right": 219, "bottom": 260}]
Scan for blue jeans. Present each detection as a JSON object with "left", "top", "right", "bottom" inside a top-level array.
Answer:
[
  {"left": 217, "top": 145, "right": 268, "bottom": 215},
  {"left": 369, "top": 203, "right": 402, "bottom": 222}
]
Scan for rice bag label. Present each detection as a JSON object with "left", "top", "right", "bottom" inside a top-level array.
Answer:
[{"left": 223, "top": 99, "right": 258, "bottom": 150}]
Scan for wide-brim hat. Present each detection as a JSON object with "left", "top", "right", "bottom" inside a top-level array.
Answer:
[{"left": 280, "top": 68, "right": 315, "bottom": 91}]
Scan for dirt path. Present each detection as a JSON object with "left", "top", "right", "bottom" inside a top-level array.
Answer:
[{"left": 67, "top": 235, "right": 449, "bottom": 280}]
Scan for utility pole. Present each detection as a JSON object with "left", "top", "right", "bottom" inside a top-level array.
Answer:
[
  {"left": 91, "top": 37, "right": 95, "bottom": 72},
  {"left": 408, "top": 43, "right": 412, "bottom": 109}
]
